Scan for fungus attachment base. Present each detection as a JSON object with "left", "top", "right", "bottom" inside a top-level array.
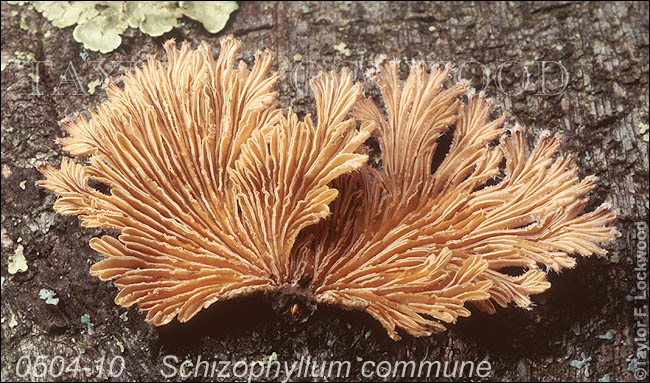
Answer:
[{"left": 271, "top": 285, "right": 318, "bottom": 324}]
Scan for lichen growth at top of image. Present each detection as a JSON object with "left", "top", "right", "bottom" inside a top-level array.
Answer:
[{"left": 10, "top": 1, "right": 238, "bottom": 53}]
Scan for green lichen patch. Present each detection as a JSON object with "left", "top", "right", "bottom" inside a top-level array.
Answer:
[
  {"left": 333, "top": 42, "right": 351, "bottom": 56},
  {"left": 3, "top": 50, "right": 37, "bottom": 71},
  {"left": 71, "top": 4, "right": 128, "bottom": 53},
  {"left": 80, "top": 314, "right": 95, "bottom": 335},
  {"left": 639, "top": 122, "right": 649, "bottom": 142},
  {"left": 39, "top": 288, "right": 60, "bottom": 305},
  {"left": 124, "top": 2, "right": 181, "bottom": 37},
  {"left": 179, "top": 1, "right": 238, "bottom": 34},
  {"left": 596, "top": 330, "right": 613, "bottom": 340},
  {"left": 33, "top": 1, "right": 98, "bottom": 28},
  {"left": 87, "top": 78, "right": 102, "bottom": 94},
  {"left": 15, "top": 1, "right": 239, "bottom": 53},
  {"left": 112, "top": 335, "right": 125, "bottom": 353},
  {"left": 262, "top": 351, "right": 277, "bottom": 366},
  {"left": 570, "top": 352, "right": 592, "bottom": 377},
  {"left": 8, "top": 244, "right": 27, "bottom": 274},
  {"left": 8, "top": 315, "right": 18, "bottom": 328}
]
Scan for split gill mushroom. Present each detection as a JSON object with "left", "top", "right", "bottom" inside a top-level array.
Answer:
[{"left": 37, "top": 37, "right": 618, "bottom": 341}]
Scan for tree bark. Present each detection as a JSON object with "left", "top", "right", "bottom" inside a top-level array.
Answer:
[{"left": 1, "top": 1, "right": 648, "bottom": 381}]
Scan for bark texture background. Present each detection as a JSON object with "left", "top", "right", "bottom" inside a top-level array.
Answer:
[{"left": 1, "top": 1, "right": 649, "bottom": 381}]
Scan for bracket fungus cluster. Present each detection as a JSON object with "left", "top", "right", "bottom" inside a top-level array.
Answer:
[{"left": 37, "top": 37, "right": 617, "bottom": 340}]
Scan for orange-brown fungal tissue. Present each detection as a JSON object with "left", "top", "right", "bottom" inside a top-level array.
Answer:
[{"left": 37, "top": 37, "right": 617, "bottom": 340}]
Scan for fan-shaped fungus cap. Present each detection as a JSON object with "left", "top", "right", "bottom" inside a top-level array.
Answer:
[{"left": 38, "top": 38, "right": 616, "bottom": 340}]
